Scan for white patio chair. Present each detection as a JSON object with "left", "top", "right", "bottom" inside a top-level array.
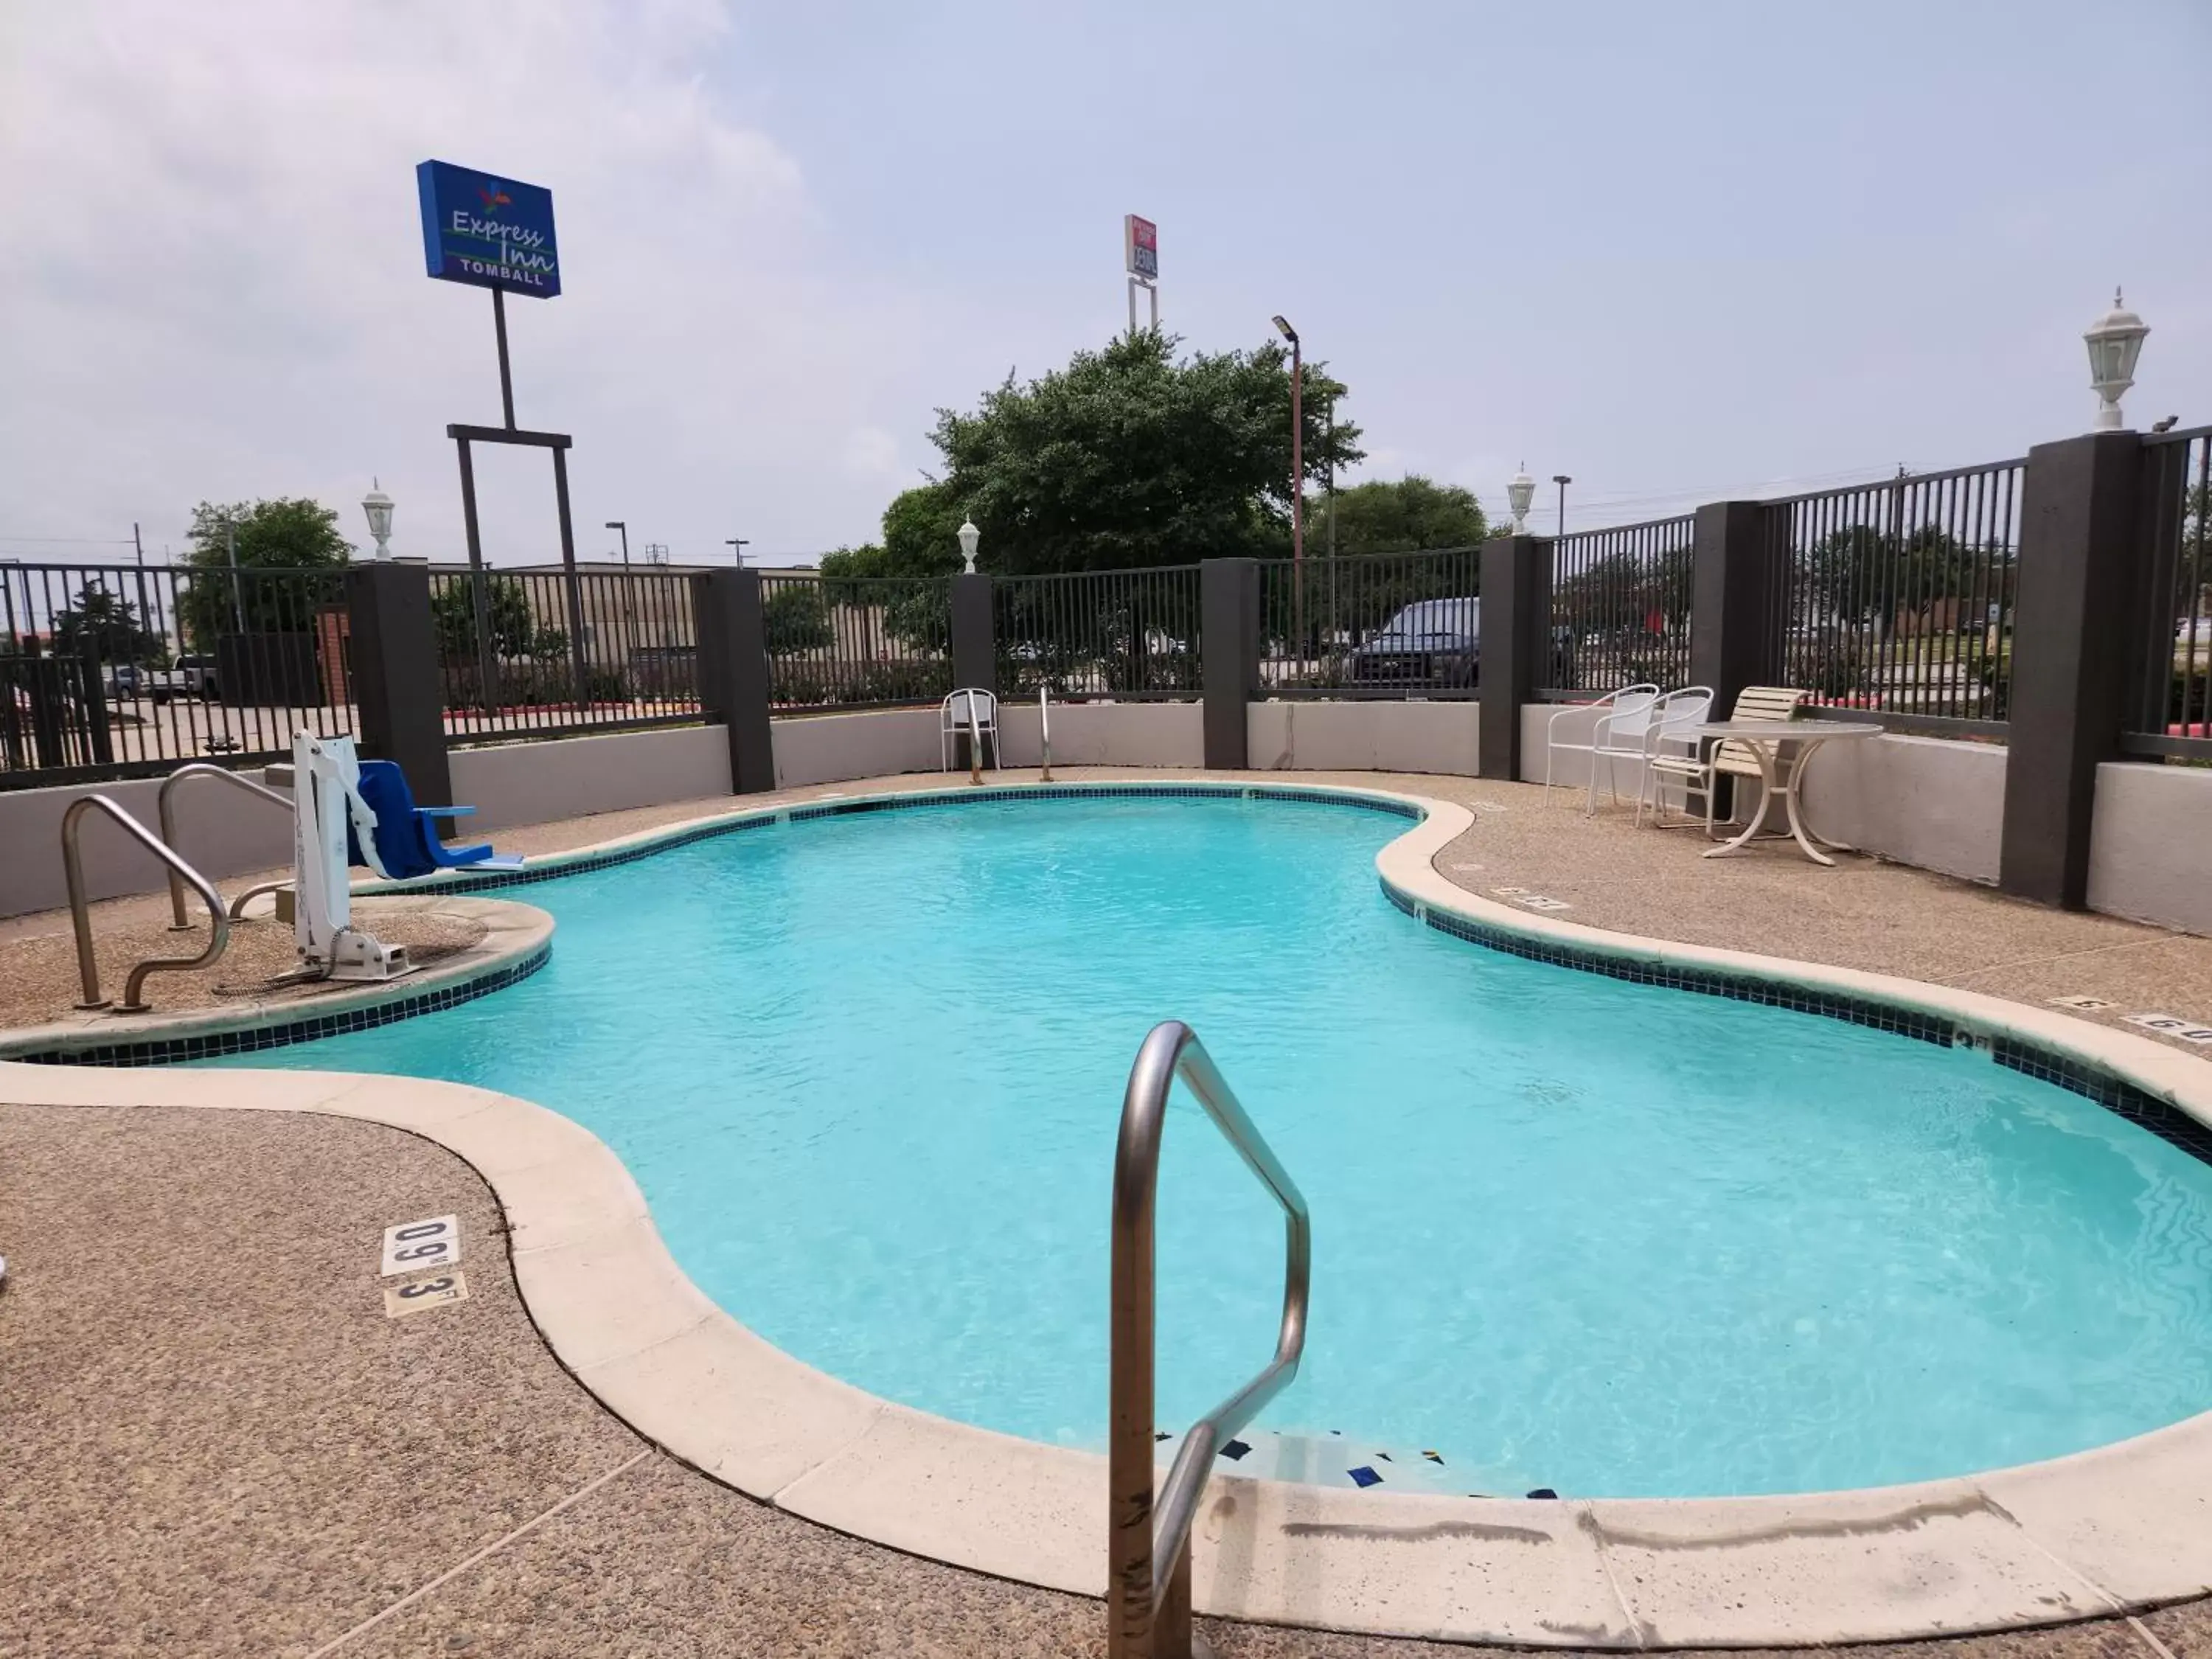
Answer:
[
  {"left": 1544, "top": 684, "right": 1658, "bottom": 806},
  {"left": 940, "top": 687, "right": 1001, "bottom": 772},
  {"left": 1583, "top": 686, "right": 1668, "bottom": 815},
  {"left": 1631, "top": 686, "right": 1716, "bottom": 827},
  {"left": 1642, "top": 684, "right": 1808, "bottom": 835}
]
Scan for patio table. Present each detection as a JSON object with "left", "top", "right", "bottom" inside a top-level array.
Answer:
[{"left": 1691, "top": 720, "right": 1884, "bottom": 866}]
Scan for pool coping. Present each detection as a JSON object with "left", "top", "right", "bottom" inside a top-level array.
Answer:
[
  {"left": 2, "top": 777, "right": 2208, "bottom": 1648},
  {"left": 0, "top": 896, "right": 554, "bottom": 1066}
]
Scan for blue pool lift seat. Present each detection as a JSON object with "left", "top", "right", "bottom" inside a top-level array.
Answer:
[{"left": 345, "top": 759, "right": 524, "bottom": 880}]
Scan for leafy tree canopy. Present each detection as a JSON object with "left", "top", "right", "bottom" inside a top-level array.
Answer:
[
  {"left": 1308, "top": 475, "right": 1486, "bottom": 557},
  {"left": 178, "top": 498, "right": 350, "bottom": 646},
  {"left": 187, "top": 498, "right": 352, "bottom": 571},
  {"left": 924, "top": 330, "right": 1363, "bottom": 574},
  {"left": 55, "top": 585, "right": 167, "bottom": 664}
]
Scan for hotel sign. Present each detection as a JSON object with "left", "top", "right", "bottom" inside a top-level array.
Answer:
[{"left": 417, "top": 160, "right": 561, "bottom": 298}]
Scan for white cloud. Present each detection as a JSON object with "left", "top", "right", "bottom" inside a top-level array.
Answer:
[{"left": 0, "top": 0, "right": 916, "bottom": 566}]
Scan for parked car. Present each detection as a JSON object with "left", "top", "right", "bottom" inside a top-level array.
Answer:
[{"left": 1349, "top": 597, "right": 1480, "bottom": 686}]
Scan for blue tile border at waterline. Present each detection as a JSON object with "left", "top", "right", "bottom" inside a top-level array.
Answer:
[
  {"left": 1385, "top": 875, "right": 2212, "bottom": 1172},
  {"left": 10, "top": 780, "right": 2203, "bottom": 1178},
  {"left": 10, "top": 942, "right": 552, "bottom": 1068}
]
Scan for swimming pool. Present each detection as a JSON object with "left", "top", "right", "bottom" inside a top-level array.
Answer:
[{"left": 223, "top": 790, "right": 2212, "bottom": 1498}]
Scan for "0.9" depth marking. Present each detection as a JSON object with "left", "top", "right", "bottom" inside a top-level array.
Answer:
[{"left": 380, "top": 1214, "right": 462, "bottom": 1278}]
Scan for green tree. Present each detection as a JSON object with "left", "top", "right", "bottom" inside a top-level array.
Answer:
[
  {"left": 431, "top": 573, "right": 549, "bottom": 659},
  {"left": 1307, "top": 475, "right": 1486, "bottom": 557},
  {"left": 928, "top": 329, "right": 1363, "bottom": 574},
  {"left": 762, "top": 582, "right": 834, "bottom": 654},
  {"left": 177, "top": 498, "right": 350, "bottom": 647},
  {"left": 52, "top": 585, "right": 168, "bottom": 663}
]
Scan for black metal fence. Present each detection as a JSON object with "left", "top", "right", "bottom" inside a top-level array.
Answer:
[
  {"left": 1761, "top": 459, "right": 2024, "bottom": 732},
  {"left": 993, "top": 566, "right": 1201, "bottom": 699},
  {"left": 758, "top": 571, "right": 952, "bottom": 709},
  {"left": 431, "top": 566, "right": 703, "bottom": 742},
  {"left": 2126, "top": 426, "right": 2211, "bottom": 759},
  {"left": 1544, "top": 515, "right": 1695, "bottom": 695},
  {"left": 1257, "top": 547, "right": 1482, "bottom": 698},
  {"left": 1, "top": 561, "right": 355, "bottom": 787}
]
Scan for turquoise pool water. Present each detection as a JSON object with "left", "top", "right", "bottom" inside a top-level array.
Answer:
[{"left": 222, "top": 793, "right": 2212, "bottom": 1497}]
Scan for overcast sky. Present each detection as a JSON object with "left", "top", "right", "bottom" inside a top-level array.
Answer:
[{"left": 2, "top": 0, "right": 2207, "bottom": 569}]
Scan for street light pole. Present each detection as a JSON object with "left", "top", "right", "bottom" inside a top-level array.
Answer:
[
  {"left": 605, "top": 520, "right": 630, "bottom": 571},
  {"left": 1273, "top": 316, "right": 1304, "bottom": 658},
  {"left": 1552, "top": 474, "right": 1573, "bottom": 538}
]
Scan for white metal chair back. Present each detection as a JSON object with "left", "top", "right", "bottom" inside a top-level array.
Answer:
[
  {"left": 1646, "top": 686, "right": 1715, "bottom": 753},
  {"left": 940, "top": 688, "right": 1001, "bottom": 771},
  {"left": 1593, "top": 687, "right": 1661, "bottom": 748},
  {"left": 1542, "top": 683, "right": 1658, "bottom": 804}
]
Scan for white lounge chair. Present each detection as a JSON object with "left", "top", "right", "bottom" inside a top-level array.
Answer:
[
  {"left": 1631, "top": 686, "right": 1716, "bottom": 827},
  {"left": 1543, "top": 684, "right": 1658, "bottom": 806},
  {"left": 940, "top": 687, "right": 1001, "bottom": 772},
  {"left": 1642, "top": 684, "right": 1809, "bottom": 835}
]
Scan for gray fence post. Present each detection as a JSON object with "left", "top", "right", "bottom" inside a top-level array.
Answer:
[
  {"left": 1478, "top": 534, "right": 1548, "bottom": 780},
  {"left": 1998, "top": 432, "right": 2146, "bottom": 908},
  {"left": 1201, "top": 557, "right": 1257, "bottom": 769},
  {"left": 1690, "top": 501, "right": 1780, "bottom": 715},
  {"left": 951, "top": 571, "right": 995, "bottom": 695},
  {"left": 345, "top": 561, "right": 453, "bottom": 813},
  {"left": 694, "top": 568, "right": 776, "bottom": 794},
  {"left": 1689, "top": 500, "right": 1780, "bottom": 814}
]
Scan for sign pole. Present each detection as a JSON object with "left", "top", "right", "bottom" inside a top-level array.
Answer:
[
  {"left": 551, "top": 445, "right": 591, "bottom": 710},
  {"left": 454, "top": 437, "right": 502, "bottom": 717},
  {"left": 492, "top": 288, "right": 516, "bottom": 430}
]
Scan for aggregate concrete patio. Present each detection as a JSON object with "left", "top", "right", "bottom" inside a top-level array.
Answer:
[{"left": 4, "top": 766, "right": 2210, "bottom": 1656}]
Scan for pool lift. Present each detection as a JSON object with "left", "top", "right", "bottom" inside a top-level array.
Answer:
[{"left": 290, "top": 731, "right": 414, "bottom": 984}]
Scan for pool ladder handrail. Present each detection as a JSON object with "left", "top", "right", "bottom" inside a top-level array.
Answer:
[
  {"left": 156, "top": 762, "right": 293, "bottom": 929},
  {"left": 1109, "top": 1020, "right": 1311, "bottom": 1659},
  {"left": 62, "top": 793, "right": 229, "bottom": 1013}
]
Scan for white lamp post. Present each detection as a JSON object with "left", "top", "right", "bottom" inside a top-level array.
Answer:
[
  {"left": 957, "top": 519, "right": 980, "bottom": 574},
  {"left": 2084, "top": 289, "right": 2149, "bottom": 432},
  {"left": 361, "top": 479, "right": 394, "bottom": 561},
  {"left": 1506, "top": 465, "right": 1535, "bottom": 535}
]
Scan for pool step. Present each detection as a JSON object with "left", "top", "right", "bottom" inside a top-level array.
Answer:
[{"left": 1157, "top": 1426, "right": 1538, "bottom": 1498}]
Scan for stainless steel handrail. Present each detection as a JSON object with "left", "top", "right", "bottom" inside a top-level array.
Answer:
[
  {"left": 63, "top": 794, "right": 230, "bottom": 1013},
  {"left": 1039, "top": 684, "right": 1053, "bottom": 782},
  {"left": 1109, "top": 1020, "right": 1310, "bottom": 1659},
  {"left": 156, "top": 762, "right": 291, "bottom": 929}
]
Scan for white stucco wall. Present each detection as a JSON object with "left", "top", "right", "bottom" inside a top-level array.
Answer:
[
  {"left": 997, "top": 700, "right": 1204, "bottom": 768},
  {"left": 448, "top": 725, "right": 731, "bottom": 835},
  {"left": 1247, "top": 700, "right": 1479, "bottom": 776},
  {"left": 0, "top": 771, "right": 297, "bottom": 920},
  {"left": 770, "top": 708, "right": 942, "bottom": 788},
  {"left": 1795, "top": 733, "right": 2006, "bottom": 884},
  {"left": 2088, "top": 761, "right": 2212, "bottom": 936}
]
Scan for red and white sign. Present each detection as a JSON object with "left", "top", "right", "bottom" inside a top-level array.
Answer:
[{"left": 1124, "top": 215, "right": 1158, "bottom": 280}]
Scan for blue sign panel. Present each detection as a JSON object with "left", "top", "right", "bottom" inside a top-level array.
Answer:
[{"left": 416, "top": 160, "right": 561, "bottom": 298}]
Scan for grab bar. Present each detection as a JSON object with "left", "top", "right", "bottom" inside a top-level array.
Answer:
[
  {"left": 1108, "top": 1020, "right": 1310, "bottom": 1659},
  {"left": 1040, "top": 685, "right": 1053, "bottom": 782},
  {"left": 63, "top": 793, "right": 230, "bottom": 1013},
  {"left": 156, "top": 762, "right": 291, "bottom": 929}
]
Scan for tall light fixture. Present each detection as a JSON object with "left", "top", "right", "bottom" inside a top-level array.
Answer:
[
  {"left": 957, "top": 519, "right": 980, "bottom": 574},
  {"left": 1273, "top": 315, "right": 1304, "bottom": 654},
  {"left": 2084, "top": 289, "right": 2149, "bottom": 432},
  {"left": 1507, "top": 465, "right": 1535, "bottom": 535},
  {"left": 361, "top": 480, "right": 394, "bottom": 562},
  {"left": 1552, "top": 473, "right": 1573, "bottom": 538},
  {"left": 605, "top": 519, "right": 630, "bottom": 571}
]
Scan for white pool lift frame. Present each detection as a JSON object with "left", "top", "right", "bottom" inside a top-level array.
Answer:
[{"left": 291, "top": 731, "right": 414, "bottom": 984}]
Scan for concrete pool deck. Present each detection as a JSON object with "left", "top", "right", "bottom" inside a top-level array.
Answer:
[{"left": 4, "top": 768, "right": 2211, "bottom": 1654}]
